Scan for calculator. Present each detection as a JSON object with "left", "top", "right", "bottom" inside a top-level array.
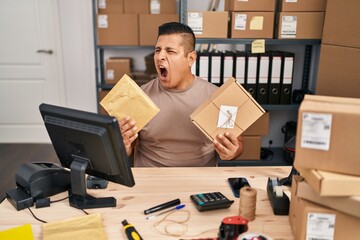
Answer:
[{"left": 190, "top": 192, "right": 234, "bottom": 212}]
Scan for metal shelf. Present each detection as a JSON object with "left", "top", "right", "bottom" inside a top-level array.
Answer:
[{"left": 195, "top": 38, "right": 321, "bottom": 45}]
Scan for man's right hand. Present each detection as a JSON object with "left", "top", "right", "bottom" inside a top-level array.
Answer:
[{"left": 119, "top": 116, "right": 138, "bottom": 156}]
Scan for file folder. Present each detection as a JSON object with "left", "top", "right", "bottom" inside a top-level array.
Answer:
[
  {"left": 280, "top": 52, "right": 294, "bottom": 104},
  {"left": 198, "top": 51, "right": 210, "bottom": 82},
  {"left": 235, "top": 51, "right": 247, "bottom": 87},
  {"left": 268, "top": 51, "right": 282, "bottom": 104},
  {"left": 223, "top": 51, "right": 235, "bottom": 83},
  {"left": 246, "top": 52, "right": 258, "bottom": 99},
  {"left": 257, "top": 52, "right": 270, "bottom": 104},
  {"left": 209, "top": 51, "right": 223, "bottom": 86}
]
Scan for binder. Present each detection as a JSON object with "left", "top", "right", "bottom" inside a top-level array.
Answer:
[
  {"left": 280, "top": 52, "right": 295, "bottom": 104},
  {"left": 246, "top": 52, "right": 258, "bottom": 99},
  {"left": 268, "top": 51, "right": 282, "bottom": 104},
  {"left": 198, "top": 51, "right": 210, "bottom": 82},
  {"left": 223, "top": 51, "right": 235, "bottom": 83},
  {"left": 257, "top": 52, "right": 270, "bottom": 104},
  {"left": 209, "top": 51, "right": 223, "bottom": 86},
  {"left": 235, "top": 51, "right": 247, "bottom": 88}
]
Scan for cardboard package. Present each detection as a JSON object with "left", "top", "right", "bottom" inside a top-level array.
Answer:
[
  {"left": 225, "top": 0, "right": 276, "bottom": 11},
  {"left": 279, "top": 0, "right": 327, "bottom": 12},
  {"left": 123, "top": 0, "right": 149, "bottom": 14},
  {"left": 238, "top": 136, "right": 261, "bottom": 160},
  {"left": 293, "top": 176, "right": 360, "bottom": 218},
  {"left": 139, "top": 14, "right": 179, "bottom": 46},
  {"left": 98, "top": 90, "right": 110, "bottom": 115},
  {"left": 294, "top": 95, "right": 360, "bottom": 176},
  {"left": 97, "top": 14, "right": 138, "bottom": 46},
  {"left": 105, "top": 58, "right": 132, "bottom": 84},
  {"left": 242, "top": 111, "right": 269, "bottom": 136},
  {"left": 290, "top": 176, "right": 360, "bottom": 240},
  {"left": 230, "top": 12, "right": 275, "bottom": 39},
  {"left": 316, "top": 44, "right": 360, "bottom": 99},
  {"left": 150, "top": 0, "right": 177, "bottom": 14},
  {"left": 100, "top": 74, "right": 160, "bottom": 133},
  {"left": 322, "top": 0, "right": 360, "bottom": 48},
  {"left": 295, "top": 166, "right": 360, "bottom": 196},
  {"left": 187, "top": 11, "right": 229, "bottom": 38},
  {"left": 97, "top": 0, "right": 124, "bottom": 14},
  {"left": 190, "top": 78, "right": 265, "bottom": 141},
  {"left": 276, "top": 12, "right": 324, "bottom": 39}
]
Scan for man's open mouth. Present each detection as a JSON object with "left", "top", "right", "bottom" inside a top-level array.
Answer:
[{"left": 159, "top": 65, "right": 168, "bottom": 78}]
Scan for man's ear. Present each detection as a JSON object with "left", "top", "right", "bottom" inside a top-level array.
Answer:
[{"left": 188, "top": 50, "right": 197, "bottom": 67}]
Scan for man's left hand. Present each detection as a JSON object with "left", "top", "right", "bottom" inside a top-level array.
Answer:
[{"left": 213, "top": 132, "right": 244, "bottom": 160}]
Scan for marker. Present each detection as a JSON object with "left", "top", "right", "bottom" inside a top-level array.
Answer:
[
  {"left": 146, "top": 204, "right": 185, "bottom": 220},
  {"left": 122, "top": 219, "right": 143, "bottom": 240},
  {"left": 144, "top": 198, "right": 181, "bottom": 215}
]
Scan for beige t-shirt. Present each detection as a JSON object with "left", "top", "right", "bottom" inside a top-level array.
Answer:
[{"left": 135, "top": 76, "right": 218, "bottom": 167}]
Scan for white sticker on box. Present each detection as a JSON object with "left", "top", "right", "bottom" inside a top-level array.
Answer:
[
  {"left": 106, "top": 69, "right": 114, "bottom": 80},
  {"left": 306, "top": 213, "right": 336, "bottom": 240},
  {"left": 98, "top": 15, "right": 108, "bottom": 28},
  {"left": 281, "top": 16, "right": 297, "bottom": 38},
  {"left": 98, "top": 0, "right": 106, "bottom": 9},
  {"left": 234, "top": 14, "right": 247, "bottom": 30},
  {"left": 286, "top": 0, "right": 298, "bottom": 2},
  {"left": 301, "top": 112, "right": 332, "bottom": 151},
  {"left": 150, "top": 0, "right": 160, "bottom": 14},
  {"left": 188, "top": 12, "right": 203, "bottom": 35},
  {"left": 217, "top": 105, "right": 238, "bottom": 129}
]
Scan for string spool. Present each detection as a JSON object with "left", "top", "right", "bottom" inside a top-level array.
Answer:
[{"left": 239, "top": 187, "right": 257, "bottom": 221}]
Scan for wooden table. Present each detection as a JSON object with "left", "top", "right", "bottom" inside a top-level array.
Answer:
[{"left": 0, "top": 167, "right": 294, "bottom": 239}]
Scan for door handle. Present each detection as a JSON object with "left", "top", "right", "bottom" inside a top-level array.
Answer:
[{"left": 37, "top": 49, "right": 53, "bottom": 54}]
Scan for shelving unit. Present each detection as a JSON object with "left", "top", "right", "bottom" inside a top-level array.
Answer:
[{"left": 92, "top": 0, "right": 322, "bottom": 165}]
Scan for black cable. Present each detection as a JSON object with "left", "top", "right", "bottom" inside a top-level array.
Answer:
[
  {"left": 50, "top": 195, "right": 69, "bottom": 203},
  {"left": 81, "top": 208, "right": 89, "bottom": 215},
  {"left": 27, "top": 206, "right": 47, "bottom": 223}
]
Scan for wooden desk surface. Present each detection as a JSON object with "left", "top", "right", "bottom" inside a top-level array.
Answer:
[{"left": 0, "top": 167, "right": 294, "bottom": 239}]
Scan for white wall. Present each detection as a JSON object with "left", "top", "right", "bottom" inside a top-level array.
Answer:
[{"left": 58, "top": 0, "right": 97, "bottom": 113}]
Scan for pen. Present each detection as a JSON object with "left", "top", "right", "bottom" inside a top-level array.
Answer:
[
  {"left": 122, "top": 219, "right": 143, "bottom": 240},
  {"left": 146, "top": 204, "right": 185, "bottom": 220},
  {"left": 144, "top": 198, "right": 181, "bottom": 215}
]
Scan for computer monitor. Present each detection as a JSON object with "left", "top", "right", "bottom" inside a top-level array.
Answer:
[{"left": 39, "top": 103, "right": 135, "bottom": 209}]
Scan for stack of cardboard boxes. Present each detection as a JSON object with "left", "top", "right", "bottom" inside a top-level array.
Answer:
[
  {"left": 316, "top": 0, "right": 360, "bottom": 98},
  {"left": 276, "top": 0, "right": 326, "bottom": 39},
  {"left": 290, "top": 94, "right": 360, "bottom": 239}
]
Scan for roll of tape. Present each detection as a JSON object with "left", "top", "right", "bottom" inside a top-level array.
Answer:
[
  {"left": 238, "top": 232, "right": 273, "bottom": 240},
  {"left": 273, "top": 186, "right": 283, "bottom": 197}
]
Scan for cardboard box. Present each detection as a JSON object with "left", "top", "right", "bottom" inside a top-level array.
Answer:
[
  {"left": 290, "top": 177, "right": 360, "bottom": 240},
  {"left": 322, "top": 0, "right": 360, "bottom": 48},
  {"left": 187, "top": 11, "right": 229, "bottom": 39},
  {"left": 98, "top": 90, "right": 110, "bottom": 115},
  {"left": 279, "top": 0, "right": 327, "bottom": 12},
  {"left": 230, "top": 12, "right": 275, "bottom": 39},
  {"left": 242, "top": 111, "right": 269, "bottom": 136},
  {"left": 316, "top": 44, "right": 360, "bottom": 99},
  {"left": 276, "top": 12, "right": 324, "bottom": 39},
  {"left": 150, "top": 0, "right": 177, "bottom": 14},
  {"left": 105, "top": 58, "right": 132, "bottom": 84},
  {"left": 295, "top": 166, "right": 360, "bottom": 196},
  {"left": 190, "top": 78, "right": 265, "bottom": 141},
  {"left": 238, "top": 136, "right": 261, "bottom": 160},
  {"left": 100, "top": 74, "right": 160, "bottom": 133},
  {"left": 293, "top": 175, "right": 360, "bottom": 218},
  {"left": 225, "top": 0, "right": 276, "bottom": 11},
  {"left": 139, "top": 14, "right": 179, "bottom": 46},
  {"left": 294, "top": 95, "right": 360, "bottom": 176},
  {"left": 123, "top": 0, "right": 149, "bottom": 14},
  {"left": 97, "top": 0, "right": 124, "bottom": 14},
  {"left": 97, "top": 14, "right": 138, "bottom": 46}
]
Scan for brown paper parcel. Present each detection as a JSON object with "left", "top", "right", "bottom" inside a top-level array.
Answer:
[
  {"left": 190, "top": 77, "right": 265, "bottom": 141},
  {"left": 100, "top": 74, "right": 160, "bottom": 133}
]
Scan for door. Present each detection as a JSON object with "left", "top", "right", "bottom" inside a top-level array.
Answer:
[{"left": 0, "top": 0, "right": 65, "bottom": 142}]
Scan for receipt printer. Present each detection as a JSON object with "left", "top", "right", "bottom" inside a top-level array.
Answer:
[{"left": 6, "top": 162, "right": 70, "bottom": 210}]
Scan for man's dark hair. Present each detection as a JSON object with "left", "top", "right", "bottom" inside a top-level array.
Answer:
[{"left": 158, "top": 22, "right": 196, "bottom": 54}]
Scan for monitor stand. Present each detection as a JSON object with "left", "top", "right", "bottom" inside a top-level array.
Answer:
[
  {"left": 279, "top": 165, "right": 299, "bottom": 186},
  {"left": 68, "top": 158, "right": 116, "bottom": 209}
]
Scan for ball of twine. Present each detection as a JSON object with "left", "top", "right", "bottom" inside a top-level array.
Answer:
[{"left": 239, "top": 187, "right": 257, "bottom": 221}]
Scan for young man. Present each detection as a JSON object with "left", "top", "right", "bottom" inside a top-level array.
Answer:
[{"left": 119, "top": 22, "right": 243, "bottom": 167}]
